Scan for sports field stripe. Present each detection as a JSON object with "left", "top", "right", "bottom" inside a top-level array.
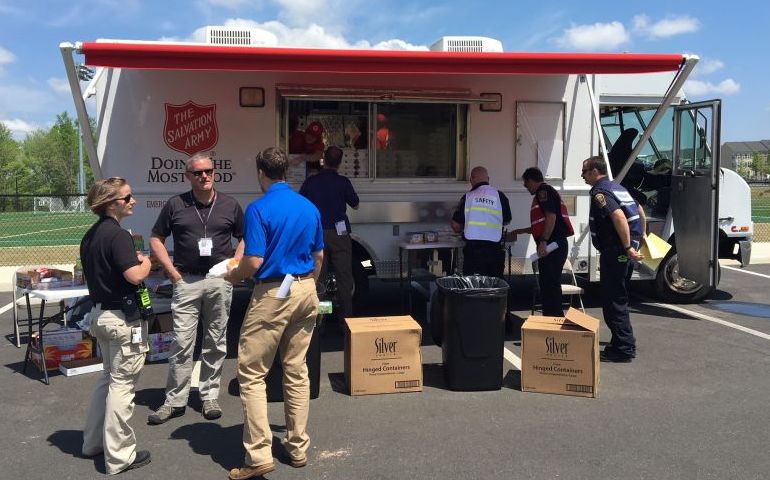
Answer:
[
  {"left": 722, "top": 265, "right": 770, "bottom": 280},
  {"left": 0, "top": 224, "right": 91, "bottom": 240}
]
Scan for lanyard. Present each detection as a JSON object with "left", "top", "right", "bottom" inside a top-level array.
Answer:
[{"left": 193, "top": 191, "right": 217, "bottom": 238}]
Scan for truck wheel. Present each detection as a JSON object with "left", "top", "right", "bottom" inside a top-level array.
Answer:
[
  {"left": 352, "top": 260, "right": 369, "bottom": 303},
  {"left": 654, "top": 247, "right": 716, "bottom": 303}
]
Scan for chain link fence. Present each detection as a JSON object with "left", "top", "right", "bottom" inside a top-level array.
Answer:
[
  {"left": 751, "top": 184, "right": 770, "bottom": 242},
  {"left": 0, "top": 194, "right": 92, "bottom": 266}
]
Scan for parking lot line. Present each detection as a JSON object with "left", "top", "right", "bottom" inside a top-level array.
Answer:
[
  {"left": 723, "top": 265, "right": 770, "bottom": 280},
  {"left": 641, "top": 297, "right": 770, "bottom": 341},
  {"left": 503, "top": 346, "right": 521, "bottom": 369}
]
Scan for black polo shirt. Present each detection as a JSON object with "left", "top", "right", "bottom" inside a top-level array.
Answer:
[
  {"left": 535, "top": 183, "right": 569, "bottom": 240},
  {"left": 80, "top": 216, "right": 139, "bottom": 305},
  {"left": 299, "top": 168, "right": 359, "bottom": 230},
  {"left": 152, "top": 191, "right": 244, "bottom": 274}
]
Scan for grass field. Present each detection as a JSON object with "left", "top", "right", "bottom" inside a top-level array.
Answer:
[
  {"left": 0, "top": 211, "right": 93, "bottom": 247},
  {"left": 751, "top": 186, "right": 770, "bottom": 222}
]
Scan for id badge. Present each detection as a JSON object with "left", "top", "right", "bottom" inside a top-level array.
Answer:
[
  {"left": 335, "top": 220, "right": 348, "bottom": 236},
  {"left": 198, "top": 237, "right": 213, "bottom": 256},
  {"left": 131, "top": 326, "right": 143, "bottom": 344}
]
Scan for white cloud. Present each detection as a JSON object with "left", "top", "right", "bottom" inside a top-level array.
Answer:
[
  {"left": 684, "top": 78, "right": 741, "bottom": 97},
  {"left": 695, "top": 58, "right": 725, "bottom": 76},
  {"left": 168, "top": 18, "right": 428, "bottom": 50},
  {"left": 0, "top": 45, "right": 15, "bottom": 73},
  {"left": 47, "top": 77, "right": 71, "bottom": 95},
  {"left": 1, "top": 118, "right": 39, "bottom": 139},
  {"left": 205, "top": 0, "right": 250, "bottom": 8},
  {"left": 633, "top": 14, "right": 700, "bottom": 39},
  {"left": 0, "top": 84, "right": 56, "bottom": 115},
  {"left": 272, "top": 0, "right": 334, "bottom": 27},
  {"left": 554, "top": 21, "right": 630, "bottom": 51}
]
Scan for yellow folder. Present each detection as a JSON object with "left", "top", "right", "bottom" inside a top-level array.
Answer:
[{"left": 640, "top": 232, "right": 672, "bottom": 271}]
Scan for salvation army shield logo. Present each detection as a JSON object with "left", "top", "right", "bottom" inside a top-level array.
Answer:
[{"left": 163, "top": 101, "right": 219, "bottom": 156}]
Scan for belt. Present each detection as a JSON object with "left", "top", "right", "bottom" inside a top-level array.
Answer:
[
  {"left": 178, "top": 269, "right": 208, "bottom": 276},
  {"left": 256, "top": 273, "right": 314, "bottom": 284},
  {"left": 96, "top": 301, "right": 122, "bottom": 310}
]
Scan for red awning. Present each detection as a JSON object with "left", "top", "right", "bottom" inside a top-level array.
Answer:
[{"left": 81, "top": 42, "right": 684, "bottom": 75}]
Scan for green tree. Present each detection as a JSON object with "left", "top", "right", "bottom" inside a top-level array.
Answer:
[
  {"left": 19, "top": 111, "right": 94, "bottom": 195},
  {"left": 750, "top": 153, "right": 770, "bottom": 179},
  {"left": 0, "top": 124, "right": 21, "bottom": 193}
]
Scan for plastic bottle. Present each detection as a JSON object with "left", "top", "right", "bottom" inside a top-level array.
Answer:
[{"left": 74, "top": 257, "right": 84, "bottom": 285}]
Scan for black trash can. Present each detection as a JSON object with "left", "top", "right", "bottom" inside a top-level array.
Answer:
[
  {"left": 265, "top": 313, "right": 325, "bottom": 402},
  {"left": 435, "top": 275, "right": 509, "bottom": 391}
]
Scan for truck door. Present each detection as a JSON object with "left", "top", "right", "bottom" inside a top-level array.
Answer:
[{"left": 670, "top": 100, "right": 721, "bottom": 289}]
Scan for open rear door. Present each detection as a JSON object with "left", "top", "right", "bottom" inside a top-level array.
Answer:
[{"left": 670, "top": 100, "right": 721, "bottom": 288}]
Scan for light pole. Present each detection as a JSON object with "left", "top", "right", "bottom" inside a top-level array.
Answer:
[{"left": 76, "top": 64, "right": 94, "bottom": 200}]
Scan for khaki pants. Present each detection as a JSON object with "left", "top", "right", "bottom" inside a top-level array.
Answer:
[
  {"left": 164, "top": 275, "right": 232, "bottom": 406},
  {"left": 238, "top": 277, "right": 319, "bottom": 466},
  {"left": 82, "top": 308, "right": 147, "bottom": 475},
  {"left": 319, "top": 230, "right": 354, "bottom": 318}
]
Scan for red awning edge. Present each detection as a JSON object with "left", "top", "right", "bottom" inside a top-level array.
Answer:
[{"left": 81, "top": 42, "right": 684, "bottom": 75}]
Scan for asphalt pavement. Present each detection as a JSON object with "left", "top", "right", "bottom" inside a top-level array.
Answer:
[{"left": 1, "top": 268, "right": 769, "bottom": 480}]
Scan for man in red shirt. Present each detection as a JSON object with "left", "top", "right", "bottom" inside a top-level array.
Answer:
[{"left": 289, "top": 121, "right": 325, "bottom": 176}]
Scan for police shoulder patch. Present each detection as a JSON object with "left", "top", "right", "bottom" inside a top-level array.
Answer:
[{"left": 593, "top": 193, "right": 607, "bottom": 207}]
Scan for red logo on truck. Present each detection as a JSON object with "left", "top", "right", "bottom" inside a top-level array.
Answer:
[{"left": 164, "top": 101, "right": 219, "bottom": 156}]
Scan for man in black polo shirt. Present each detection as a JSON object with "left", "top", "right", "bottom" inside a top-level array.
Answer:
[
  {"left": 148, "top": 153, "right": 245, "bottom": 424},
  {"left": 300, "top": 146, "right": 360, "bottom": 318},
  {"left": 510, "top": 167, "right": 574, "bottom": 316}
]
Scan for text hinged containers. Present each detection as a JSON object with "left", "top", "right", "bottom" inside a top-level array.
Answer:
[
  {"left": 521, "top": 308, "right": 600, "bottom": 398},
  {"left": 344, "top": 316, "right": 423, "bottom": 396}
]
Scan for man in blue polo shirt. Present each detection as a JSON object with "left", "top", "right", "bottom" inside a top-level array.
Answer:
[
  {"left": 225, "top": 147, "right": 324, "bottom": 480},
  {"left": 300, "top": 146, "right": 359, "bottom": 318}
]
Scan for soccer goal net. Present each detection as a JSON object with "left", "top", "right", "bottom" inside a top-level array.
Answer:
[{"left": 33, "top": 196, "right": 86, "bottom": 213}]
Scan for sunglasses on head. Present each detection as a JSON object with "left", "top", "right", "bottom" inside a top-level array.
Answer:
[{"left": 189, "top": 168, "right": 214, "bottom": 177}]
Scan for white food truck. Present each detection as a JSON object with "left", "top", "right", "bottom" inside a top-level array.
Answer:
[{"left": 60, "top": 30, "right": 752, "bottom": 303}]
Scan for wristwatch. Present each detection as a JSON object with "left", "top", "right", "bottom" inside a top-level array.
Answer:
[{"left": 624, "top": 245, "right": 633, "bottom": 251}]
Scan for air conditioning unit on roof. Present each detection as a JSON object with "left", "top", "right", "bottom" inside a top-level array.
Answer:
[
  {"left": 205, "top": 26, "right": 267, "bottom": 46},
  {"left": 430, "top": 36, "right": 503, "bottom": 53}
]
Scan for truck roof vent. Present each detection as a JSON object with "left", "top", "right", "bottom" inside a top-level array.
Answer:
[
  {"left": 205, "top": 26, "right": 262, "bottom": 46},
  {"left": 429, "top": 36, "right": 503, "bottom": 53}
]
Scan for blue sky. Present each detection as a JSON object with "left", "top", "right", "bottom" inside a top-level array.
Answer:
[{"left": 0, "top": 0, "right": 768, "bottom": 143}]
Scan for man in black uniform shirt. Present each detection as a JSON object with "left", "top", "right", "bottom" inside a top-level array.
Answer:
[
  {"left": 148, "top": 153, "right": 245, "bottom": 424},
  {"left": 510, "top": 167, "right": 574, "bottom": 316},
  {"left": 582, "top": 156, "right": 644, "bottom": 363}
]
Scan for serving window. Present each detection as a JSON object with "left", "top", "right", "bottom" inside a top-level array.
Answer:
[{"left": 281, "top": 96, "right": 467, "bottom": 182}]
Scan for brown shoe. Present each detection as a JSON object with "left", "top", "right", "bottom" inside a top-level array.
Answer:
[
  {"left": 228, "top": 462, "right": 275, "bottom": 480},
  {"left": 290, "top": 456, "right": 307, "bottom": 468}
]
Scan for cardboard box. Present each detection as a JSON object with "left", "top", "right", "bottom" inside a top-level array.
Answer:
[
  {"left": 344, "top": 315, "right": 423, "bottom": 396},
  {"left": 59, "top": 357, "right": 103, "bottom": 376},
  {"left": 521, "top": 308, "right": 600, "bottom": 398},
  {"left": 147, "top": 312, "right": 174, "bottom": 362},
  {"left": 148, "top": 332, "right": 174, "bottom": 362},
  {"left": 30, "top": 329, "right": 94, "bottom": 371},
  {"left": 16, "top": 268, "right": 74, "bottom": 290}
]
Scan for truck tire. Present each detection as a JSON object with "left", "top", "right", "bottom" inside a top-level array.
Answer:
[
  {"left": 654, "top": 246, "right": 717, "bottom": 303},
  {"left": 352, "top": 259, "right": 369, "bottom": 303}
]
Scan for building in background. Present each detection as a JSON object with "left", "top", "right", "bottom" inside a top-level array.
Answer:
[{"left": 722, "top": 140, "right": 770, "bottom": 180}]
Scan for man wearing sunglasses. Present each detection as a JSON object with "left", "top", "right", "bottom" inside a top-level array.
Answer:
[{"left": 148, "top": 152, "right": 245, "bottom": 424}]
